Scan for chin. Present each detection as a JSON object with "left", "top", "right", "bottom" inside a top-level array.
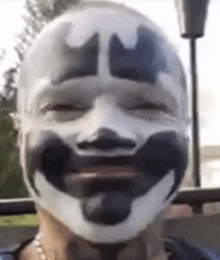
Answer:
[{"left": 31, "top": 169, "right": 175, "bottom": 244}]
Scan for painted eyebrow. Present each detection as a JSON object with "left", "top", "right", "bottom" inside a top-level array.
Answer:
[
  {"left": 109, "top": 25, "right": 169, "bottom": 84},
  {"left": 51, "top": 33, "right": 99, "bottom": 84}
]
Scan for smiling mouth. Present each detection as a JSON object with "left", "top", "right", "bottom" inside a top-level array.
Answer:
[{"left": 66, "top": 166, "right": 136, "bottom": 181}]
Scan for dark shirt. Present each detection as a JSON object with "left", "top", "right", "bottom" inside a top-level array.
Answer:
[
  {"left": 0, "top": 237, "right": 219, "bottom": 260},
  {"left": 165, "top": 237, "right": 220, "bottom": 260}
]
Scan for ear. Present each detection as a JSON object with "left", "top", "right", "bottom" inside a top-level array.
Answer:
[
  {"left": 11, "top": 111, "right": 20, "bottom": 130},
  {"left": 11, "top": 112, "right": 25, "bottom": 168}
]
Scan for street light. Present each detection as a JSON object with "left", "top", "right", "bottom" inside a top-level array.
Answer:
[{"left": 175, "top": 0, "right": 210, "bottom": 188}]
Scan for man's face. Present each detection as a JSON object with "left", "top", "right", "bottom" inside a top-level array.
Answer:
[{"left": 18, "top": 3, "right": 188, "bottom": 244}]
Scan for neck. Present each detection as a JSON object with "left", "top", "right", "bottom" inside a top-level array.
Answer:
[{"left": 20, "top": 209, "right": 168, "bottom": 260}]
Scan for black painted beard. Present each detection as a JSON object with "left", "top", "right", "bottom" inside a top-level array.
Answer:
[{"left": 26, "top": 131, "right": 188, "bottom": 225}]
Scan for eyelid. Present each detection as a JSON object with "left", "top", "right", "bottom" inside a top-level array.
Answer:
[
  {"left": 127, "top": 102, "right": 175, "bottom": 116},
  {"left": 40, "top": 103, "right": 84, "bottom": 113},
  {"left": 128, "top": 102, "right": 167, "bottom": 110}
]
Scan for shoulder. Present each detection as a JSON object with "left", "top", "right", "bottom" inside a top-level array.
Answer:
[
  {"left": 0, "top": 237, "right": 34, "bottom": 260},
  {"left": 0, "top": 247, "right": 17, "bottom": 260},
  {"left": 0, "top": 254, "right": 16, "bottom": 260},
  {"left": 165, "top": 237, "right": 220, "bottom": 260}
]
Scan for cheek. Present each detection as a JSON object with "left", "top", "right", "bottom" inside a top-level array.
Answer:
[{"left": 130, "top": 170, "right": 175, "bottom": 225}]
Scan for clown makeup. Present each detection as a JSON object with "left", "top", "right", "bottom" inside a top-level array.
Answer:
[{"left": 18, "top": 2, "right": 188, "bottom": 244}]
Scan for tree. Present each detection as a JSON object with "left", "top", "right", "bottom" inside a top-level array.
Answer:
[
  {"left": 0, "top": 0, "right": 79, "bottom": 198},
  {"left": 2, "top": 0, "right": 80, "bottom": 105}
]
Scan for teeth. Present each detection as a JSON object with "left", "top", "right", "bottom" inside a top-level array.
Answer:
[
  {"left": 79, "top": 172, "right": 135, "bottom": 177},
  {"left": 66, "top": 167, "right": 136, "bottom": 181}
]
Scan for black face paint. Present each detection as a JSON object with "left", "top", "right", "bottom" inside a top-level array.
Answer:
[
  {"left": 23, "top": 22, "right": 100, "bottom": 88},
  {"left": 109, "top": 25, "right": 169, "bottom": 83},
  {"left": 26, "top": 131, "right": 73, "bottom": 195},
  {"left": 82, "top": 192, "right": 131, "bottom": 225},
  {"left": 27, "top": 130, "right": 187, "bottom": 225},
  {"left": 133, "top": 132, "right": 188, "bottom": 199},
  {"left": 52, "top": 32, "right": 99, "bottom": 83},
  {"left": 77, "top": 128, "right": 136, "bottom": 151}
]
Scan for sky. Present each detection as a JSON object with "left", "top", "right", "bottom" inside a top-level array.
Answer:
[
  {"left": 0, "top": 0, "right": 220, "bottom": 186},
  {"left": 117, "top": 0, "right": 220, "bottom": 147},
  {"left": 0, "top": 1, "right": 24, "bottom": 67}
]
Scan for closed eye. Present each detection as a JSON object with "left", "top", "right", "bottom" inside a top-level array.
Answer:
[
  {"left": 129, "top": 103, "right": 170, "bottom": 113},
  {"left": 39, "top": 103, "right": 87, "bottom": 121},
  {"left": 41, "top": 104, "right": 84, "bottom": 113},
  {"left": 125, "top": 101, "right": 175, "bottom": 121}
]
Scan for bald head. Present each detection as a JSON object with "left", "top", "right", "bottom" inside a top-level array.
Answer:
[{"left": 17, "top": 1, "right": 185, "bottom": 114}]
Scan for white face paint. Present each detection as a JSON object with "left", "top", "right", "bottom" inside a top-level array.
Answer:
[
  {"left": 30, "top": 170, "right": 175, "bottom": 243},
  {"left": 65, "top": 8, "right": 142, "bottom": 49},
  {"left": 18, "top": 2, "right": 188, "bottom": 244}
]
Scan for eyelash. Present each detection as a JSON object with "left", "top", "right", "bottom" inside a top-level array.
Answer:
[
  {"left": 41, "top": 104, "right": 83, "bottom": 113},
  {"left": 128, "top": 102, "right": 170, "bottom": 113},
  {"left": 40, "top": 102, "right": 173, "bottom": 119}
]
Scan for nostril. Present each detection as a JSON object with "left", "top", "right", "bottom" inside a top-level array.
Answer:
[
  {"left": 78, "top": 138, "right": 136, "bottom": 150},
  {"left": 77, "top": 128, "right": 136, "bottom": 151}
]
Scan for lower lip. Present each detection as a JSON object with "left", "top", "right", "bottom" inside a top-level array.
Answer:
[{"left": 66, "top": 166, "right": 136, "bottom": 181}]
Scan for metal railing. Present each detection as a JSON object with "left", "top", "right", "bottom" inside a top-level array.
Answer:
[{"left": 0, "top": 186, "right": 219, "bottom": 216}]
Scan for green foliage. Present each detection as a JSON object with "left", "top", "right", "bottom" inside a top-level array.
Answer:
[
  {"left": 1, "top": 0, "right": 80, "bottom": 108},
  {"left": 16, "top": 0, "right": 80, "bottom": 63},
  {"left": 0, "top": 0, "right": 80, "bottom": 199},
  {"left": 0, "top": 214, "right": 39, "bottom": 226},
  {"left": 0, "top": 109, "right": 28, "bottom": 198}
]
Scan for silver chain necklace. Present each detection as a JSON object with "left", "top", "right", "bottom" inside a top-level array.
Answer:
[
  {"left": 33, "top": 232, "right": 170, "bottom": 260},
  {"left": 33, "top": 232, "right": 48, "bottom": 260}
]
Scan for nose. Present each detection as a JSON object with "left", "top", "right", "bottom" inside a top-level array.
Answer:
[{"left": 77, "top": 127, "right": 136, "bottom": 151}]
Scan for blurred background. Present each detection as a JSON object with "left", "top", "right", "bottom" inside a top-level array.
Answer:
[{"left": 0, "top": 0, "right": 220, "bottom": 198}]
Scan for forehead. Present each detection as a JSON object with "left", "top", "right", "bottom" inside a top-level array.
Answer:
[{"left": 18, "top": 4, "right": 185, "bottom": 105}]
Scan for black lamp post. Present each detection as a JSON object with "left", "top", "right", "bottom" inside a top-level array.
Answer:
[{"left": 175, "top": 0, "right": 210, "bottom": 188}]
